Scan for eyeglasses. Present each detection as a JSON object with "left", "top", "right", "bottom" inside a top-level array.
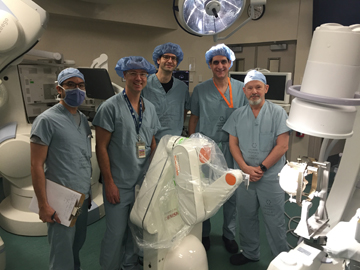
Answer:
[
  {"left": 162, "top": 55, "right": 177, "bottom": 62},
  {"left": 211, "top": 59, "right": 228, "bottom": 65},
  {"left": 62, "top": 81, "right": 86, "bottom": 90},
  {"left": 126, "top": 72, "right": 148, "bottom": 78}
]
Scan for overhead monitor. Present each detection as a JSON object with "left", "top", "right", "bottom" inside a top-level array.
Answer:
[
  {"left": 77, "top": 68, "right": 115, "bottom": 100},
  {"left": 173, "top": 70, "right": 189, "bottom": 87},
  {"left": 229, "top": 71, "right": 292, "bottom": 105}
]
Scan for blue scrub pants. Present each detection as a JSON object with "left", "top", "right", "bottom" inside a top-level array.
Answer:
[
  {"left": 100, "top": 187, "right": 139, "bottom": 270},
  {"left": 48, "top": 198, "right": 89, "bottom": 270},
  {"left": 202, "top": 142, "right": 237, "bottom": 240},
  {"left": 237, "top": 180, "right": 289, "bottom": 260}
]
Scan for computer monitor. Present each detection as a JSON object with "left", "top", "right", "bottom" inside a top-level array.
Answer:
[
  {"left": 173, "top": 70, "right": 189, "bottom": 86},
  {"left": 77, "top": 68, "right": 115, "bottom": 100},
  {"left": 229, "top": 71, "right": 292, "bottom": 104}
]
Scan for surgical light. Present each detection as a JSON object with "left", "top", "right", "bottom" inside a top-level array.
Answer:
[{"left": 173, "top": 0, "right": 266, "bottom": 41}]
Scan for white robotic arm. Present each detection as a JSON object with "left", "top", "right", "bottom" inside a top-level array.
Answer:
[
  {"left": 0, "top": 0, "right": 48, "bottom": 74},
  {"left": 131, "top": 135, "right": 244, "bottom": 240},
  {"left": 171, "top": 136, "right": 244, "bottom": 225},
  {"left": 130, "top": 134, "right": 246, "bottom": 270}
]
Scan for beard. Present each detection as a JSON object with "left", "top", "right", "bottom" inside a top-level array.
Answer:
[{"left": 248, "top": 96, "right": 262, "bottom": 105}]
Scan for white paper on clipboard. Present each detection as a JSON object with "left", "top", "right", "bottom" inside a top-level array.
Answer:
[{"left": 29, "top": 179, "right": 84, "bottom": 227}]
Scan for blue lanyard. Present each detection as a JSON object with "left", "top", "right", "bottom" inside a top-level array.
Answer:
[{"left": 123, "top": 90, "right": 142, "bottom": 140}]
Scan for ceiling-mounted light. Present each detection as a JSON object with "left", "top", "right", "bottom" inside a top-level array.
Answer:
[{"left": 173, "top": 0, "right": 266, "bottom": 41}]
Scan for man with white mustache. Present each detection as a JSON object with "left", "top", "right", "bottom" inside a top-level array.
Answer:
[
  {"left": 223, "top": 70, "right": 291, "bottom": 266},
  {"left": 188, "top": 44, "right": 247, "bottom": 254}
]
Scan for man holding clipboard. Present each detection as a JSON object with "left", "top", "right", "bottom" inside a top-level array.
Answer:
[{"left": 30, "top": 68, "right": 92, "bottom": 270}]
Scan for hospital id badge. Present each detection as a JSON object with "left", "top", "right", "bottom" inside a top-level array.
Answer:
[{"left": 136, "top": 141, "right": 146, "bottom": 159}]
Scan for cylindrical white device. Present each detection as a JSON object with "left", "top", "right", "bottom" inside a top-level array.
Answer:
[
  {"left": 286, "top": 23, "right": 360, "bottom": 139},
  {"left": 287, "top": 98, "right": 357, "bottom": 139},
  {"left": 301, "top": 23, "right": 360, "bottom": 99}
]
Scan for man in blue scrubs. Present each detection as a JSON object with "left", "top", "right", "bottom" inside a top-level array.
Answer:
[
  {"left": 141, "top": 42, "right": 190, "bottom": 143},
  {"left": 93, "top": 56, "right": 161, "bottom": 270},
  {"left": 188, "top": 44, "right": 247, "bottom": 253},
  {"left": 223, "top": 70, "right": 290, "bottom": 265},
  {"left": 31, "top": 68, "right": 92, "bottom": 270}
]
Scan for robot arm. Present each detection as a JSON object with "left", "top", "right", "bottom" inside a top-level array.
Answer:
[
  {"left": 0, "top": 0, "right": 48, "bottom": 74},
  {"left": 130, "top": 134, "right": 245, "bottom": 249},
  {"left": 171, "top": 136, "right": 244, "bottom": 225}
]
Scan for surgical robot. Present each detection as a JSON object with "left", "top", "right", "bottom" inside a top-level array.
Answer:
[
  {"left": 268, "top": 23, "right": 360, "bottom": 270},
  {"left": 130, "top": 134, "right": 248, "bottom": 270},
  {"left": 0, "top": 0, "right": 106, "bottom": 240}
]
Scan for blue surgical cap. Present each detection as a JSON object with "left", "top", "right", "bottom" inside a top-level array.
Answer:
[
  {"left": 57, "top": 68, "right": 85, "bottom": 85},
  {"left": 244, "top": 70, "right": 267, "bottom": 85},
  {"left": 205, "top": 44, "right": 235, "bottom": 69},
  {"left": 152, "top": 42, "right": 184, "bottom": 67},
  {"left": 115, "top": 56, "right": 156, "bottom": 78}
]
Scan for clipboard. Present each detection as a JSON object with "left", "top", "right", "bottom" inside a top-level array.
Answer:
[{"left": 29, "top": 179, "right": 85, "bottom": 227}]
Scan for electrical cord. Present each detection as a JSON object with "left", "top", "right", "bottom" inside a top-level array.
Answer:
[{"left": 284, "top": 198, "right": 301, "bottom": 249}]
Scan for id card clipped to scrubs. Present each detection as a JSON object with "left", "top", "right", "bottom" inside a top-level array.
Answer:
[
  {"left": 123, "top": 90, "right": 146, "bottom": 159},
  {"left": 136, "top": 136, "right": 146, "bottom": 159}
]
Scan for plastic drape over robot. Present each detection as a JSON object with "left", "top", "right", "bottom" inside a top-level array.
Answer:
[{"left": 130, "top": 133, "right": 246, "bottom": 249}]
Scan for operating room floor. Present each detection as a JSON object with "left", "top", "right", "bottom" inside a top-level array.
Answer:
[
  {"left": 0, "top": 201, "right": 304, "bottom": 270},
  {"left": 0, "top": 172, "right": 331, "bottom": 270}
]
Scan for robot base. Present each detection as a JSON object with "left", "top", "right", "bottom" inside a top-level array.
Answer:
[
  {"left": 163, "top": 234, "right": 208, "bottom": 270},
  {"left": 144, "top": 233, "right": 208, "bottom": 270}
]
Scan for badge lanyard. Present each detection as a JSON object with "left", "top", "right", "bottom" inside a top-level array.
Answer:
[
  {"left": 213, "top": 77, "right": 233, "bottom": 108},
  {"left": 123, "top": 90, "right": 146, "bottom": 158}
]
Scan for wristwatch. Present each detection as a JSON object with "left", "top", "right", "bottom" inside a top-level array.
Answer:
[{"left": 260, "top": 163, "right": 267, "bottom": 172}]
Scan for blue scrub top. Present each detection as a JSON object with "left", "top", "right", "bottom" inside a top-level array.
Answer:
[
  {"left": 30, "top": 103, "right": 92, "bottom": 195},
  {"left": 223, "top": 101, "right": 291, "bottom": 181},
  {"left": 141, "top": 74, "right": 190, "bottom": 142},
  {"left": 190, "top": 78, "right": 247, "bottom": 143},
  {"left": 92, "top": 93, "right": 161, "bottom": 189}
]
